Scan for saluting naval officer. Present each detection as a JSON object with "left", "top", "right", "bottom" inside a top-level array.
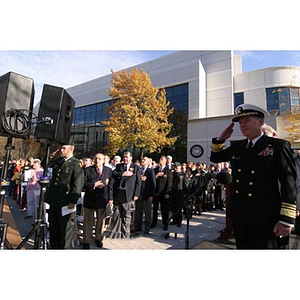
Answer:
[
  {"left": 210, "top": 104, "right": 297, "bottom": 249},
  {"left": 45, "top": 145, "right": 84, "bottom": 249}
]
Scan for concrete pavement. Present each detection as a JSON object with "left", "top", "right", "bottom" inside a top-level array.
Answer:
[
  {"left": 4, "top": 194, "right": 235, "bottom": 250},
  {"left": 4, "top": 194, "right": 300, "bottom": 250}
]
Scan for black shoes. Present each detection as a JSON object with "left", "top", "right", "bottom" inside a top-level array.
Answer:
[
  {"left": 95, "top": 240, "right": 103, "bottom": 248},
  {"left": 131, "top": 228, "right": 142, "bottom": 233},
  {"left": 82, "top": 243, "right": 90, "bottom": 249},
  {"left": 83, "top": 240, "right": 103, "bottom": 248},
  {"left": 163, "top": 225, "right": 168, "bottom": 231}
]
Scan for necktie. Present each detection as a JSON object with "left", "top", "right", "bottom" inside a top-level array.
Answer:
[
  {"left": 97, "top": 168, "right": 102, "bottom": 177},
  {"left": 246, "top": 141, "right": 253, "bottom": 151}
]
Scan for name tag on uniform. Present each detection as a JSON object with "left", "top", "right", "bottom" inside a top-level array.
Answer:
[{"left": 231, "top": 156, "right": 240, "bottom": 160}]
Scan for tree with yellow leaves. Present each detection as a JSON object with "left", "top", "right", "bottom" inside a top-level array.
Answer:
[
  {"left": 102, "top": 68, "right": 177, "bottom": 158},
  {"left": 277, "top": 110, "right": 300, "bottom": 147}
]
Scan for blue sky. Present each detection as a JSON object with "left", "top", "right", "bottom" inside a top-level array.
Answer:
[
  {"left": 1, "top": 50, "right": 300, "bottom": 106},
  {"left": 234, "top": 51, "right": 300, "bottom": 72},
  {"left": 2, "top": 2, "right": 300, "bottom": 107},
  {"left": 0, "top": 50, "right": 173, "bottom": 105}
]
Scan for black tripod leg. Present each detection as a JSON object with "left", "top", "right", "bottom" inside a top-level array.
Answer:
[
  {"left": 16, "top": 143, "right": 51, "bottom": 250},
  {"left": 5, "top": 238, "right": 13, "bottom": 249},
  {"left": 33, "top": 221, "right": 47, "bottom": 249},
  {"left": 15, "top": 224, "right": 37, "bottom": 249}
]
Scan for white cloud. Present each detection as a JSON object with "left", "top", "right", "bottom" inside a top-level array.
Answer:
[{"left": 0, "top": 50, "right": 173, "bottom": 106}]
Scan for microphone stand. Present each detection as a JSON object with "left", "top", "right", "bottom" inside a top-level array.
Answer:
[{"left": 164, "top": 194, "right": 194, "bottom": 249}]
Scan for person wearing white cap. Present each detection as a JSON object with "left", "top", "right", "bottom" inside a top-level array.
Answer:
[{"left": 210, "top": 103, "right": 297, "bottom": 249}]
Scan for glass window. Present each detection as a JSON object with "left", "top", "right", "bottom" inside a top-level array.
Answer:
[
  {"left": 234, "top": 92, "right": 244, "bottom": 109},
  {"left": 266, "top": 87, "right": 290, "bottom": 113},
  {"left": 165, "top": 88, "right": 173, "bottom": 98},
  {"left": 266, "top": 88, "right": 280, "bottom": 111},
  {"left": 72, "top": 84, "right": 189, "bottom": 160},
  {"left": 291, "top": 88, "right": 300, "bottom": 113},
  {"left": 165, "top": 83, "right": 189, "bottom": 113},
  {"left": 173, "top": 84, "right": 187, "bottom": 96},
  {"left": 266, "top": 86, "right": 300, "bottom": 114}
]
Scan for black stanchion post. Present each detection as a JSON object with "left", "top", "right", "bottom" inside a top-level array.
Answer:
[
  {"left": 185, "top": 196, "right": 193, "bottom": 250},
  {"left": 164, "top": 195, "right": 193, "bottom": 249}
]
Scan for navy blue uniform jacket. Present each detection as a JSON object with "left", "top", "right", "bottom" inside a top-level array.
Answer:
[{"left": 210, "top": 134, "right": 297, "bottom": 227}]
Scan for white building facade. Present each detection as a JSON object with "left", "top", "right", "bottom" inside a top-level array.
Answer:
[{"left": 67, "top": 51, "right": 300, "bottom": 163}]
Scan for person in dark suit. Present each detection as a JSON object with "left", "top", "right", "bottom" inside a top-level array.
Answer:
[
  {"left": 82, "top": 153, "right": 113, "bottom": 249},
  {"left": 166, "top": 155, "right": 175, "bottom": 171},
  {"left": 210, "top": 104, "right": 297, "bottom": 249},
  {"left": 151, "top": 155, "right": 173, "bottom": 231},
  {"left": 108, "top": 151, "right": 141, "bottom": 238},
  {"left": 262, "top": 124, "right": 300, "bottom": 245},
  {"left": 293, "top": 150, "right": 300, "bottom": 234},
  {"left": 133, "top": 156, "right": 156, "bottom": 234},
  {"left": 45, "top": 145, "right": 84, "bottom": 249},
  {"left": 170, "top": 162, "right": 189, "bottom": 227}
]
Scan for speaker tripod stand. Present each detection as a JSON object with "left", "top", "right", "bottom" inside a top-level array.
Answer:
[
  {"left": 0, "top": 136, "right": 15, "bottom": 250},
  {"left": 16, "top": 143, "right": 51, "bottom": 249}
]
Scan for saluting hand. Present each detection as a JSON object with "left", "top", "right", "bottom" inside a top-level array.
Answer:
[{"left": 218, "top": 122, "right": 235, "bottom": 140}]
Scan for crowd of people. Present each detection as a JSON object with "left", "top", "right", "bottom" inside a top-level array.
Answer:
[
  {"left": 3, "top": 150, "right": 231, "bottom": 249},
  {"left": 2, "top": 104, "right": 300, "bottom": 250}
]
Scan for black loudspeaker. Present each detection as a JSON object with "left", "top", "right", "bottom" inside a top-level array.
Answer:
[
  {"left": 0, "top": 71, "right": 35, "bottom": 138},
  {"left": 35, "top": 84, "right": 75, "bottom": 145}
]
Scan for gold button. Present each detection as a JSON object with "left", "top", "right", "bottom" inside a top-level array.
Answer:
[
  {"left": 248, "top": 193, "right": 252, "bottom": 197},
  {"left": 236, "top": 179, "right": 240, "bottom": 183},
  {"left": 249, "top": 182, "right": 253, "bottom": 186},
  {"left": 238, "top": 169, "right": 242, "bottom": 173},
  {"left": 251, "top": 170, "right": 255, "bottom": 174}
]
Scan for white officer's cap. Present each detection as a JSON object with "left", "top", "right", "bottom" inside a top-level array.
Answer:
[{"left": 232, "top": 104, "right": 269, "bottom": 122}]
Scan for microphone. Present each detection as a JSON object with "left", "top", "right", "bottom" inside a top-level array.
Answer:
[{"left": 216, "top": 170, "right": 232, "bottom": 184}]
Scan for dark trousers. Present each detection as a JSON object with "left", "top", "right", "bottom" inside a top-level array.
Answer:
[
  {"left": 108, "top": 201, "right": 132, "bottom": 238},
  {"left": 48, "top": 206, "right": 73, "bottom": 249},
  {"left": 135, "top": 198, "right": 152, "bottom": 231},
  {"left": 152, "top": 193, "right": 169, "bottom": 227},
  {"left": 214, "top": 186, "right": 223, "bottom": 209},
  {"left": 233, "top": 224, "right": 277, "bottom": 249},
  {"left": 171, "top": 190, "right": 183, "bottom": 225}
]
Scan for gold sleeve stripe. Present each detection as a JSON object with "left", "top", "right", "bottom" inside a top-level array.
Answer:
[
  {"left": 280, "top": 202, "right": 297, "bottom": 219},
  {"left": 211, "top": 143, "right": 225, "bottom": 153},
  {"left": 281, "top": 203, "right": 297, "bottom": 209}
]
